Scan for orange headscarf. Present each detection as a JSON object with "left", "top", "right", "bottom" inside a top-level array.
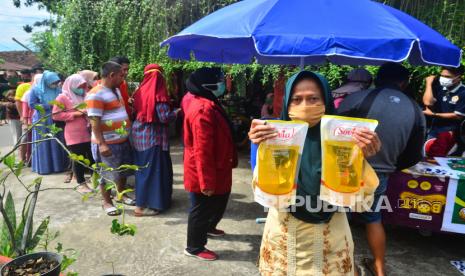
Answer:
[{"left": 133, "top": 64, "right": 170, "bottom": 123}]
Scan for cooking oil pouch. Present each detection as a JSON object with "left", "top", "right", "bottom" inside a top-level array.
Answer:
[
  {"left": 253, "top": 120, "right": 308, "bottom": 209},
  {"left": 320, "top": 115, "right": 379, "bottom": 207}
]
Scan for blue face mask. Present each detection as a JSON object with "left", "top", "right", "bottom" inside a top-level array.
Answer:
[
  {"left": 72, "top": 87, "right": 85, "bottom": 96},
  {"left": 203, "top": 82, "right": 226, "bottom": 98}
]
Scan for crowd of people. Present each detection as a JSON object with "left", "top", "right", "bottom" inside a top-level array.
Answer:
[{"left": 1, "top": 57, "right": 464, "bottom": 275}]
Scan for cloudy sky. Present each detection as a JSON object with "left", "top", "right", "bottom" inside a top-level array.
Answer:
[{"left": 0, "top": 1, "right": 50, "bottom": 51}]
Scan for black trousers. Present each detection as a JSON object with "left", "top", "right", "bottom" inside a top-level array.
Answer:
[
  {"left": 68, "top": 142, "right": 94, "bottom": 184},
  {"left": 186, "top": 192, "right": 230, "bottom": 254}
]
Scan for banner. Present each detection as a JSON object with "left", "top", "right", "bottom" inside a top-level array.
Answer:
[
  {"left": 441, "top": 178, "right": 465, "bottom": 234},
  {"left": 383, "top": 172, "right": 448, "bottom": 231}
]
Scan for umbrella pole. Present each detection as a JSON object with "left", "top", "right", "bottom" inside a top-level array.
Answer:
[{"left": 299, "top": 57, "right": 305, "bottom": 70}]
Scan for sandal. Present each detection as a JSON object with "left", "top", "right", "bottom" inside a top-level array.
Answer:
[
  {"left": 116, "top": 196, "right": 136, "bottom": 206},
  {"left": 102, "top": 205, "right": 122, "bottom": 216},
  {"left": 357, "top": 264, "right": 366, "bottom": 276},
  {"left": 134, "top": 208, "right": 159, "bottom": 217}
]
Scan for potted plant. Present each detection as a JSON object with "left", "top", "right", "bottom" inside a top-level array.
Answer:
[{"left": 1, "top": 251, "right": 62, "bottom": 276}]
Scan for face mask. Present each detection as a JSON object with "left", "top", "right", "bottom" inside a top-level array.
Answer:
[
  {"left": 203, "top": 82, "right": 226, "bottom": 98},
  {"left": 288, "top": 105, "right": 326, "bottom": 127},
  {"left": 72, "top": 87, "right": 85, "bottom": 96},
  {"left": 439, "top": 76, "right": 455, "bottom": 88}
]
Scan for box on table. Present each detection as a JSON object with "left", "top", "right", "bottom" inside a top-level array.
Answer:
[{"left": 382, "top": 158, "right": 465, "bottom": 234}]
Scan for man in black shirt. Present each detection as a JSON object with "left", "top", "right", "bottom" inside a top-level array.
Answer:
[{"left": 423, "top": 65, "right": 465, "bottom": 157}]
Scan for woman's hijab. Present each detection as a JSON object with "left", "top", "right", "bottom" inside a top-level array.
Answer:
[
  {"left": 280, "top": 71, "right": 336, "bottom": 222},
  {"left": 186, "top": 67, "right": 235, "bottom": 140},
  {"left": 61, "top": 74, "right": 87, "bottom": 106},
  {"left": 133, "top": 64, "right": 169, "bottom": 123},
  {"left": 185, "top": 67, "right": 222, "bottom": 102},
  {"left": 78, "top": 70, "right": 98, "bottom": 88},
  {"left": 36, "top": 71, "right": 61, "bottom": 104}
]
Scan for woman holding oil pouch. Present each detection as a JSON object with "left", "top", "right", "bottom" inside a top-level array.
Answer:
[{"left": 249, "top": 71, "right": 381, "bottom": 275}]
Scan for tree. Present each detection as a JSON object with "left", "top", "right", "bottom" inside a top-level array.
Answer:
[
  {"left": 17, "top": 0, "right": 465, "bottom": 95},
  {"left": 13, "top": 0, "right": 62, "bottom": 32}
]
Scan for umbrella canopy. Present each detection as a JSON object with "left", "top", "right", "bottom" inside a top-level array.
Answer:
[{"left": 161, "top": 0, "right": 462, "bottom": 67}]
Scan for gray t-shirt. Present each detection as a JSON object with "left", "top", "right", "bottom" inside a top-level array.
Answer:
[{"left": 338, "top": 88, "right": 426, "bottom": 173}]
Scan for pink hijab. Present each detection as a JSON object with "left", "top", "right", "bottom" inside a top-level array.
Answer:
[
  {"left": 78, "top": 70, "right": 98, "bottom": 88},
  {"left": 61, "top": 74, "right": 87, "bottom": 106}
]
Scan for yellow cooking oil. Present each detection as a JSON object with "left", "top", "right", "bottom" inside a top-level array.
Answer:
[
  {"left": 323, "top": 140, "right": 363, "bottom": 193},
  {"left": 257, "top": 144, "right": 300, "bottom": 195}
]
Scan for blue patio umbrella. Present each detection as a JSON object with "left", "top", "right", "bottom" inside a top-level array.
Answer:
[{"left": 161, "top": 0, "right": 462, "bottom": 67}]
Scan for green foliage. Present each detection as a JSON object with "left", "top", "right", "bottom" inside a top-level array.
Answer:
[
  {"left": 114, "top": 120, "right": 128, "bottom": 136},
  {"left": 29, "top": 0, "right": 239, "bottom": 80},
  {"left": 48, "top": 124, "right": 63, "bottom": 136},
  {"left": 0, "top": 192, "right": 16, "bottom": 256},
  {"left": 27, "top": 217, "right": 49, "bottom": 252},
  {"left": 110, "top": 219, "right": 136, "bottom": 236},
  {"left": 116, "top": 164, "right": 139, "bottom": 171},
  {"left": 117, "top": 189, "right": 134, "bottom": 199},
  {"left": 0, "top": 191, "right": 50, "bottom": 258},
  {"left": 69, "top": 153, "right": 91, "bottom": 166},
  {"left": 55, "top": 242, "right": 78, "bottom": 273},
  {"left": 90, "top": 172, "right": 99, "bottom": 189},
  {"left": 381, "top": 0, "right": 465, "bottom": 47},
  {"left": 49, "top": 100, "right": 65, "bottom": 110},
  {"left": 74, "top": 102, "right": 87, "bottom": 110},
  {"left": 34, "top": 105, "right": 45, "bottom": 116},
  {"left": 38, "top": 228, "right": 59, "bottom": 251}
]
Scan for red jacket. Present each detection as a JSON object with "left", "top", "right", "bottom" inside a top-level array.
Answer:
[{"left": 182, "top": 94, "right": 237, "bottom": 195}]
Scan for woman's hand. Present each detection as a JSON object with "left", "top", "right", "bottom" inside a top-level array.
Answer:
[
  {"left": 72, "top": 111, "right": 84, "bottom": 118},
  {"left": 423, "top": 107, "right": 434, "bottom": 117},
  {"left": 99, "top": 143, "right": 112, "bottom": 157},
  {"left": 201, "top": 189, "right": 214, "bottom": 197},
  {"left": 248, "top": 119, "right": 278, "bottom": 144},
  {"left": 353, "top": 128, "right": 381, "bottom": 158},
  {"left": 425, "top": 75, "right": 436, "bottom": 85}
]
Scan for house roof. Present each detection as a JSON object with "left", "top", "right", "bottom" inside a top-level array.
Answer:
[
  {"left": 0, "top": 51, "right": 40, "bottom": 70},
  {"left": 0, "top": 61, "right": 30, "bottom": 71}
]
